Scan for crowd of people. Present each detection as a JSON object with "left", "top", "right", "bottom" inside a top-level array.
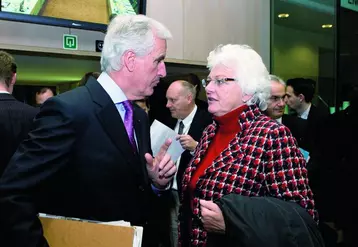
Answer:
[{"left": 0, "top": 14, "right": 355, "bottom": 247}]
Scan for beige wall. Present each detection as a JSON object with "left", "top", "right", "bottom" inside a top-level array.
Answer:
[
  {"left": 272, "top": 25, "right": 334, "bottom": 81},
  {"left": 147, "top": 0, "right": 270, "bottom": 67}
]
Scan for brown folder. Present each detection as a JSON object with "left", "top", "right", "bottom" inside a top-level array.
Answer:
[{"left": 40, "top": 216, "right": 142, "bottom": 247}]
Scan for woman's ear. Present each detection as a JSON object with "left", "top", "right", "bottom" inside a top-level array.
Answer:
[{"left": 242, "top": 94, "right": 253, "bottom": 103}]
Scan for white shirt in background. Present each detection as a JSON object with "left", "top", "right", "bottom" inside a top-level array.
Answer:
[{"left": 172, "top": 105, "right": 197, "bottom": 190}]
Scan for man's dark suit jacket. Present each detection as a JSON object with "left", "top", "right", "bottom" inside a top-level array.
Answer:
[
  {"left": 282, "top": 114, "right": 307, "bottom": 147},
  {"left": 167, "top": 107, "right": 212, "bottom": 193},
  {"left": 283, "top": 105, "right": 328, "bottom": 152},
  {"left": 0, "top": 93, "right": 38, "bottom": 177},
  {"left": 0, "top": 78, "right": 159, "bottom": 247}
]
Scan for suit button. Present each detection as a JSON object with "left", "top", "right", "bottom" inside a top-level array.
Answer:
[{"left": 138, "top": 186, "right": 145, "bottom": 192}]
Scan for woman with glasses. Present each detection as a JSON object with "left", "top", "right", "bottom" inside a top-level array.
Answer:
[{"left": 178, "top": 44, "right": 321, "bottom": 247}]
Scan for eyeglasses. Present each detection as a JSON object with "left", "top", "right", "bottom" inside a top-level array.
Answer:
[
  {"left": 269, "top": 95, "right": 286, "bottom": 103},
  {"left": 201, "top": 77, "right": 237, "bottom": 88}
]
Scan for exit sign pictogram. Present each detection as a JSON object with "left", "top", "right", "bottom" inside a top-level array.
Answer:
[{"left": 63, "top": 34, "right": 78, "bottom": 50}]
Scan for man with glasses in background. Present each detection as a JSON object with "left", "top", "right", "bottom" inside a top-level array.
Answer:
[
  {"left": 265, "top": 74, "right": 287, "bottom": 123},
  {"left": 265, "top": 75, "right": 307, "bottom": 150}
]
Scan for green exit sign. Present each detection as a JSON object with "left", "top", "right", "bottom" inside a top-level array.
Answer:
[{"left": 63, "top": 34, "right": 78, "bottom": 50}]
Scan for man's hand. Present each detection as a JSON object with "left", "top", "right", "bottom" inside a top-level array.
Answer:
[
  {"left": 199, "top": 199, "right": 226, "bottom": 234},
  {"left": 176, "top": 134, "right": 198, "bottom": 151},
  {"left": 145, "top": 139, "right": 176, "bottom": 189}
]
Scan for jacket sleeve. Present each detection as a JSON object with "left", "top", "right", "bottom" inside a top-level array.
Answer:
[
  {"left": 262, "top": 125, "right": 317, "bottom": 221},
  {"left": 214, "top": 194, "right": 324, "bottom": 247},
  {"left": 0, "top": 97, "right": 81, "bottom": 247}
]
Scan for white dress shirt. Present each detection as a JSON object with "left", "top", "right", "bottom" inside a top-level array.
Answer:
[
  {"left": 0, "top": 91, "right": 10, "bottom": 94},
  {"left": 172, "top": 105, "right": 197, "bottom": 190},
  {"left": 299, "top": 103, "right": 311, "bottom": 120}
]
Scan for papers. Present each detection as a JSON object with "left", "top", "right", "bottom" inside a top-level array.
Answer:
[
  {"left": 39, "top": 213, "right": 143, "bottom": 247},
  {"left": 299, "top": 148, "right": 310, "bottom": 162},
  {"left": 150, "top": 120, "right": 184, "bottom": 162},
  {"left": 100, "top": 220, "right": 131, "bottom": 226},
  {"left": 98, "top": 220, "right": 143, "bottom": 247}
]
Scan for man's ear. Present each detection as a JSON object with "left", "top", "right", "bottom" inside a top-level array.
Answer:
[
  {"left": 10, "top": 73, "right": 16, "bottom": 86},
  {"left": 298, "top": 93, "right": 305, "bottom": 102},
  {"left": 122, "top": 50, "right": 136, "bottom": 72},
  {"left": 187, "top": 93, "right": 193, "bottom": 103}
]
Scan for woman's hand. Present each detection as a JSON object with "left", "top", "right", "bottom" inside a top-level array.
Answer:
[{"left": 199, "top": 199, "right": 226, "bottom": 234}]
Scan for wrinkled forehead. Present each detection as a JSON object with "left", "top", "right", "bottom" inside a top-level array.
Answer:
[
  {"left": 152, "top": 37, "right": 167, "bottom": 56},
  {"left": 271, "top": 81, "right": 286, "bottom": 96}
]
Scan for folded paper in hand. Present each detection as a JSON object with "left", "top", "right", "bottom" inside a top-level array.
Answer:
[{"left": 150, "top": 120, "right": 185, "bottom": 162}]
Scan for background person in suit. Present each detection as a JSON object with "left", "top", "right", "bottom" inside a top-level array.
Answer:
[
  {"left": 34, "top": 87, "right": 54, "bottom": 106},
  {"left": 134, "top": 98, "right": 150, "bottom": 114},
  {"left": 164, "top": 80, "right": 212, "bottom": 247},
  {"left": 78, "top": 71, "right": 100, "bottom": 86},
  {"left": 265, "top": 74, "right": 307, "bottom": 144},
  {"left": 285, "top": 78, "right": 329, "bottom": 152},
  {"left": 0, "top": 51, "right": 38, "bottom": 177},
  {"left": 187, "top": 73, "right": 209, "bottom": 110},
  {"left": 0, "top": 15, "right": 175, "bottom": 247},
  {"left": 265, "top": 74, "right": 286, "bottom": 123}
]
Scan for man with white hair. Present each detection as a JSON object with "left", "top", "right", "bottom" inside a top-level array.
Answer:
[
  {"left": 265, "top": 75, "right": 308, "bottom": 154},
  {"left": 266, "top": 74, "right": 287, "bottom": 123},
  {"left": 0, "top": 15, "right": 175, "bottom": 247}
]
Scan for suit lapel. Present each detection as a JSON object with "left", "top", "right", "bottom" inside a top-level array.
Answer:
[
  {"left": 97, "top": 103, "right": 135, "bottom": 157},
  {"left": 133, "top": 106, "right": 144, "bottom": 157},
  {"left": 133, "top": 106, "right": 150, "bottom": 184},
  {"left": 188, "top": 109, "right": 208, "bottom": 141},
  {"left": 86, "top": 78, "right": 139, "bottom": 164},
  {"left": 187, "top": 110, "right": 199, "bottom": 138}
]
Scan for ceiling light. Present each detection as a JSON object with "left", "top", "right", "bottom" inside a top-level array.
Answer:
[
  {"left": 322, "top": 24, "right": 333, "bottom": 28},
  {"left": 278, "top": 13, "right": 289, "bottom": 18}
]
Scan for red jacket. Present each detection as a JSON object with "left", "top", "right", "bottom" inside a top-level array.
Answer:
[{"left": 179, "top": 104, "right": 318, "bottom": 247}]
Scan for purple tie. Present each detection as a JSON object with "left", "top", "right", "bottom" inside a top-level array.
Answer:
[{"left": 122, "top": 100, "right": 136, "bottom": 151}]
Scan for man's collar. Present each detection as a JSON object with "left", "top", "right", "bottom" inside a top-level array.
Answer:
[
  {"left": 97, "top": 72, "right": 127, "bottom": 104},
  {"left": 0, "top": 90, "right": 10, "bottom": 94},
  {"left": 180, "top": 105, "right": 197, "bottom": 126},
  {"left": 299, "top": 103, "right": 311, "bottom": 120}
]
